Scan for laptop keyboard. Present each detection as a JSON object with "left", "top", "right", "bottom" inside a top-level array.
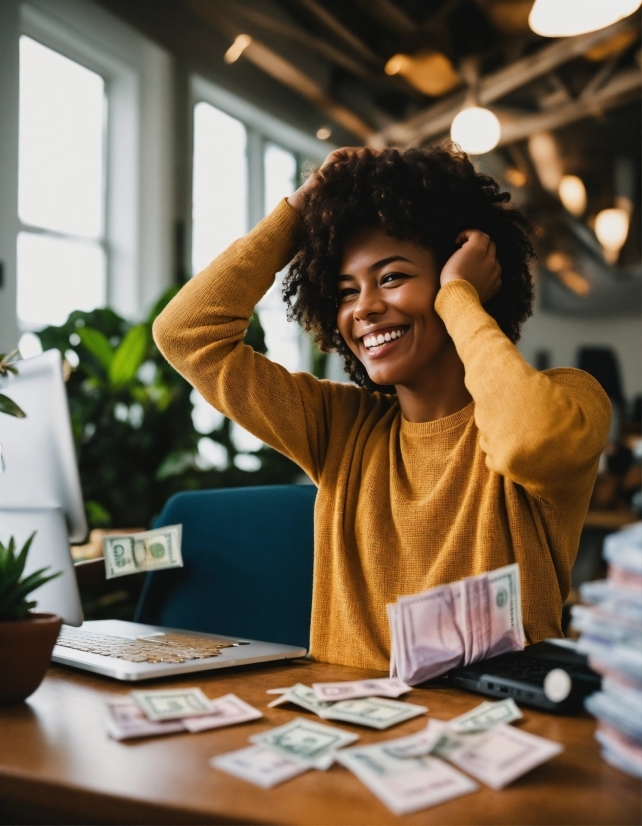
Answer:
[{"left": 56, "top": 627, "right": 245, "bottom": 664}]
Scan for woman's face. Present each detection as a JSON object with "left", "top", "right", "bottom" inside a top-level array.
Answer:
[{"left": 336, "top": 225, "right": 452, "bottom": 389}]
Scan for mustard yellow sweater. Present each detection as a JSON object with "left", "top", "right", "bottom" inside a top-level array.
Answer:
[{"left": 153, "top": 199, "right": 611, "bottom": 671}]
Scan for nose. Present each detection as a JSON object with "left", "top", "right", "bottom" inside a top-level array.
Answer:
[{"left": 353, "top": 284, "right": 386, "bottom": 321}]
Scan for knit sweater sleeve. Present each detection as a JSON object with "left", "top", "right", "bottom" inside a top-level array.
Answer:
[
  {"left": 152, "top": 199, "right": 330, "bottom": 482},
  {"left": 435, "top": 280, "right": 611, "bottom": 507}
]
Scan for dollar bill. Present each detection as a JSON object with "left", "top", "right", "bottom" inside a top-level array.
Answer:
[
  {"left": 249, "top": 717, "right": 359, "bottom": 769},
  {"left": 267, "top": 683, "right": 334, "bottom": 714},
  {"left": 131, "top": 687, "right": 213, "bottom": 721},
  {"left": 103, "top": 525, "right": 183, "bottom": 579},
  {"left": 384, "top": 719, "right": 449, "bottom": 759},
  {"left": 312, "top": 677, "right": 411, "bottom": 702},
  {"left": 440, "top": 722, "right": 563, "bottom": 789},
  {"left": 447, "top": 698, "right": 523, "bottom": 733},
  {"left": 182, "top": 694, "right": 263, "bottom": 732},
  {"left": 336, "top": 743, "right": 477, "bottom": 815},
  {"left": 211, "top": 744, "right": 309, "bottom": 788},
  {"left": 105, "top": 698, "right": 186, "bottom": 740},
  {"left": 321, "top": 696, "right": 428, "bottom": 730}
]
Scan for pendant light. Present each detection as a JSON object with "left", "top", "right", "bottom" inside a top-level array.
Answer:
[{"left": 529, "top": 0, "right": 641, "bottom": 38}]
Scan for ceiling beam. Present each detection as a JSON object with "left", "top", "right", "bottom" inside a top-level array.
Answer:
[
  {"left": 294, "top": 0, "right": 380, "bottom": 65},
  {"left": 375, "top": 16, "right": 638, "bottom": 145},
  {"left": 185, "top": 0, "right": 376, "bottom": 142},
  {"left": 496, "top": 68, "right": 641, "bottom": 145},
  {"left": 352, "top": 0, "right": 416, "bottom": 36}
]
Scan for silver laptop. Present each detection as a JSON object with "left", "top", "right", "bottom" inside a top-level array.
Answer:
[{"left": 0, "top": 350, "right": 307, "bottom": 680}]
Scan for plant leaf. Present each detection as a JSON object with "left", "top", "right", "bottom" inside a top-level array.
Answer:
[
  {"left": 0, "top": 393, "right": 26, "bottom": 418},
  {"left": 77, "top": 328, "right": 114, "bottom": 372},
  {"left": 109, "top": 325, "right": 148, "bottom": 388}
]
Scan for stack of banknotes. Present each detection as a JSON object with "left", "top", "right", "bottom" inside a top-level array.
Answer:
[
  {"left": 572, "top": 522, "right": 642, "bottom": 779},
  {"left": 103, "top": 525, "right": 184, "bottom": 579},
  {"left": 388, "top": 562, "right": 525, "bottom": 684}
]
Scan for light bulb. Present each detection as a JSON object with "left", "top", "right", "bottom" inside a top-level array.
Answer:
[
  {"left": 529, "top": 0, "right": 641, "bottom": 37},
  {"left": 450, "top": 107, "right": 500, "bottom": 155},
  {"left": 224, "top": 34, "right": 252, "bottom": 65},
  {"left": 558, "top": 175, "right": 587, "bottom": 216},
  {"left": 595, "top": 208, "right": 629, "bottom": 262}
]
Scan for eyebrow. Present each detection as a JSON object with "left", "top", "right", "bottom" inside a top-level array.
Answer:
[{"left": 338, "top": 255, "right": 413, "bottom": 281}]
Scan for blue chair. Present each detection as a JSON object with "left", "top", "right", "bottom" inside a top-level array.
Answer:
[{"left": 135, "top": 485, "right": 316, "bottom": 649}]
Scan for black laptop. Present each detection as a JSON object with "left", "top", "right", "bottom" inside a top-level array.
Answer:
[{"left": 444, "top": 640, "right": 601, "bottom": 713}]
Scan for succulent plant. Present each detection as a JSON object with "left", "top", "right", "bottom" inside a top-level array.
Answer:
[
  {"left": 0, "top": 350, "right": 25, "bottom": 418},
  {"left": 0, "top": 533, "right": 61, "bottom": 620}
]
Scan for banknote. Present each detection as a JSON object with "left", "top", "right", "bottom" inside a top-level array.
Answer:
[
  {"left": 131, "top": 687, "right": 213, "bottom": 721},
  {"left": 388, "top": 563, "right": 525, "bottom": 684},
  {"left": 440, "top": 722, "right": 563, "bottom": 789},
  {"left": 105, "top": 698, "right": 186, "bottom": 740},
  {"left": 249, "top": 717, "right": 359, "bottom": 769},
  {"left": 182, "top": 694, "right": 263, "bottom": 732},
  {"left": 447, "top": 698, "right": 523, "bottom": 733},
  {"left": 267, "top": 683, "right": 334, "bottom": 714},
  {"left": 336, "top": 743, "right": 477, "bottom": 815},
  {"left": 312, "top": 677, "right": 411, "bottom": 701},
  {"left": 384, "top": 719, "right": 449, "bottom": 758},
  {"left": 103, "top": 525, "right": 183, "bottom": 579},
  {"left": 321, "top": 696, "right": 428, "bottom": 730},
  {"left": 211, "top": 744, "right": 309, "bottom": 788}
]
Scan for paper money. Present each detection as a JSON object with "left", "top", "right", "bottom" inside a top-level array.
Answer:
[
  {"left": 321, "top": 696, "right": 428, "bottom": 730},
  {"left": 131, "top": 687, "right": 213, "bottom": 721},
  {"left": 384, "top": 719, "right": 449, "bottom": 759},
  {"left": 336, "top": 742, "right": 477, "bottom": 815},
  {"left": 105, "top": 698, "right": 186, "bottom": 740},
  {"left": 447, "top": 698, "right": 523, "bottom": 733},
  {"left": 439, "top": 722, "right": 563, "bottom": 789},
  {"left": 249, "top": 717, "right": 359, "bottom": 769},
  {"left": 388, "top": 563, "right": 525, "bottom": 684},
  {"left": 182, "top": 694, "right": 263, "bottom": 732},
  {"left": 211, "top": 745, "right": 309, "bottom": 788},
  {"left": 103, "top": 525, "right": 183, "bottom": 579},
  {"left": 312, "top": 677, "right": 411, "bottom": 701},
  {"left": 267, "top": 683, "right": 334, "bottom": 714}
]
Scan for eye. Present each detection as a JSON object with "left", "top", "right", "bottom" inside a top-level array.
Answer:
[
  {"left": 381, "top": 271, "right": 409, "bottom": 286},
  {"left": 338, "top": 286, "right": 359, "bottom": 300}
]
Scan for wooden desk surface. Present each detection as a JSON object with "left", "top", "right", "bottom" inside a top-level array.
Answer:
[{"left": 0, "top": 660, "right": 639, "bottom": 826}]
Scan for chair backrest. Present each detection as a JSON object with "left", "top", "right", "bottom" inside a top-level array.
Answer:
[{"left": 135, "top": 485, "right": 316, "bottom": 649}]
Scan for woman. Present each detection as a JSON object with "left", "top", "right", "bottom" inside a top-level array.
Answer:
[{"left": 153, "top": 145, "right": 610, "bottom": 671}]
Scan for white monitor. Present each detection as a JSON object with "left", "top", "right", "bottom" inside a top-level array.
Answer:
[{"left": 0, "top": 349, "right": 87, "bottom": 542}]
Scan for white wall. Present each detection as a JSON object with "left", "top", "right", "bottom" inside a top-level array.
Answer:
[{"left": 519, "top": 309, "right": 641, "bottom": 400}]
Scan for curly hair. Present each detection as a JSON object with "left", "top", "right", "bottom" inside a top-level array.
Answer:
[{"left": 283, "top": 144, "right": 535, "bottom": 392}]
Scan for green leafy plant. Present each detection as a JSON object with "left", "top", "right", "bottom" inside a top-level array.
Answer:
[
  {"left": 0, "top": 533, "right": 61, "bottom": 620},
  {"left": 0, "top": 351, "right": 25, "bottom": 418},
  {"left": 36, "top": 287, "right": 300, "bottom": 532}
]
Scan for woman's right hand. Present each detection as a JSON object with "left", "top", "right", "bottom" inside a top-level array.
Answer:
[{"left": 287, "top": 147, "right": 377, "bottom": 213}]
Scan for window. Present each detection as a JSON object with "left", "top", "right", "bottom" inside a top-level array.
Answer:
[{"left": 17, "top": 36, "right": 107, "bottom": 328}]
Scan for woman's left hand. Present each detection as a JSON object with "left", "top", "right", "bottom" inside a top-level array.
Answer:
[{"left": 440, "top": 229, "right": 502, "bottom": 304}]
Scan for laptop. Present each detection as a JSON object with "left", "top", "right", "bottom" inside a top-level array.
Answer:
[
  {"left": 0, "top": 351, "right": 307, "bottom": 681},
  {"left": 444, "top": 638, "right": 601, "bottom": 713}
]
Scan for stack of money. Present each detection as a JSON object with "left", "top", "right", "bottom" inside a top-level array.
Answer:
[
  {"left": 572, "top": 522, "right": 642, "bottom": 778},
  {"left": 103, "top": 525, "right": 183, "bottom": 579},
  {"left": 266, "top": 681, "right": 428, "bottom": 729},
  {"left": 387, "top": 563, "right": 525, "bottom": 684},
  {"left": 106, "top": 687, "right": 262, "bottom": 740}
]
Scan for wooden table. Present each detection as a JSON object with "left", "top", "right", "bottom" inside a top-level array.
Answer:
[{"left": 0, "top": 660, "right": 639, "bottom": 825}]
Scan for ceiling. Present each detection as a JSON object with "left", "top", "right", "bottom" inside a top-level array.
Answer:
[{"left": 95, "top": 0, "right": 642, "bottom": 315}]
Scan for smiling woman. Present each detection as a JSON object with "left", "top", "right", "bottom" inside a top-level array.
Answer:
[{"left": 153, "top": 145, "right": 611, "bottom": 672}]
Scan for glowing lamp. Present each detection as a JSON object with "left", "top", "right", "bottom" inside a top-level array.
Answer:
[
  {"left": 529, "top": 0, "right": 641, "bottom": 37},
  {"left": 595, "top": 208, "right": 629, "bottom": 262},
  {"left": 450, "top": 107, "right": 500, "bottom": 155},
  {"left": 558, "top": 175, "right": 587, "bottom": 216},
  {"left": 224, "top": 34, "right": 252, "bottom": 65}
]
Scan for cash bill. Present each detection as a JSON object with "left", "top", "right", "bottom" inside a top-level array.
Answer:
[
  {"left": 211, "top": 745, "right": 309, "bottom": 788},
  {"left": 336, "top": 742, "right": 478, "bottom": 815},
  {"left": 387, "top": 563, "right": 525, "bottom": 684},
  {"left": 312, "top": 677, "right": 411, "bottom": 701},
  {"left": 321, "top": 696, "right": 428, "bottom": 730},
  {"left": 267, "top": 683, "right": 334, "bottom": 714},
  {"left": 103, "top": 525, "right": 183, "bottom": 579},
  {"left": 182, "top": 694, "right": 263, "bottom": 732},
  {"left": 437, "top": 722, "right": 563, "bottom": 789},
  {"left": 447, "top": 698, "right": 523, "bottom": 733},
  {"left": 105, "top": 698, "right": 186, "bottom": 740},
  {"left": 249, "top": 717, "right": 359, "bottom": 769},
  {"left": 384, "top": 719, "right": 449, "bottom": 759},
  {"left": 131, "top": 687, "right": 213, "bottom": 721}
]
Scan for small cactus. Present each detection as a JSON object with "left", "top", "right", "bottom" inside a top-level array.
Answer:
[{"left": 0, "top": 533, "right": 61, "bottom": 620}]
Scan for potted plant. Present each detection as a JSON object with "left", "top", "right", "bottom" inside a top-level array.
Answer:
[{"left": 0, "top": 532, "right": 62, "bottom": 702}]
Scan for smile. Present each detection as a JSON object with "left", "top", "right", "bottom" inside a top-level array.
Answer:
[{"left": 361, "top": 327, "right": 408, "bottom": 353}]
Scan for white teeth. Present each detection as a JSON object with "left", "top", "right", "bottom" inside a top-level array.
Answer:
[{"left": 362, "top": 328, "right": 407, "bottom": 350}]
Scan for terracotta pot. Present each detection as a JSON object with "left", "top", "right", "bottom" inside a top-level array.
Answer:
[{"left": 0, "top": 613, "right": 62, "bottom": 702}]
